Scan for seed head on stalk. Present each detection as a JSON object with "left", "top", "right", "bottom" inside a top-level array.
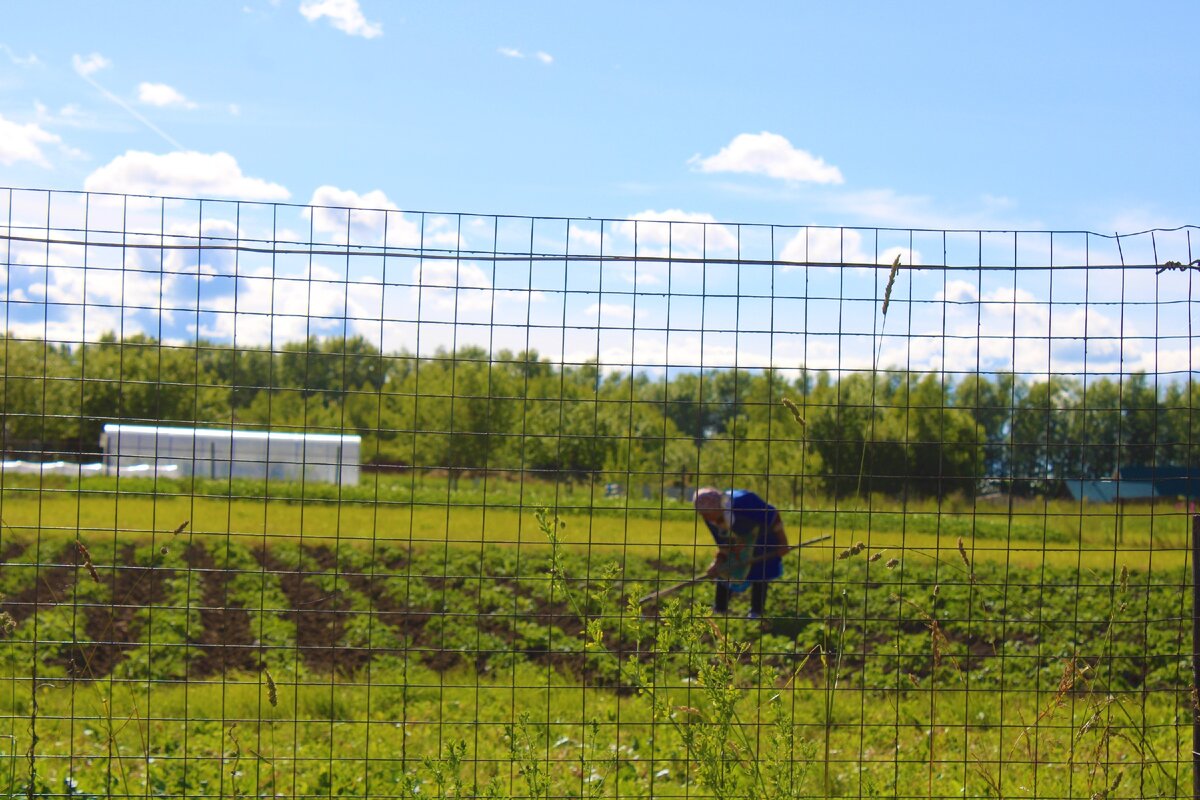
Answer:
[
  {"left": 780, "top": 397, "right": 805, "bottom": 427},
  {"left": 881, "top": 253, "right": 902, "bottom": 317},
  {"left": 76, "top": 539, "right": 100, "bottom": 583}
]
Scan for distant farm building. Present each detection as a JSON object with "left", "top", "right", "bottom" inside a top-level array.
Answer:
[
  {"left": 1065, "top": 465, "right": 1200, "bottom": 505},
  {"left": 100, "top": 424, "right": 361, "bottom": 485}
]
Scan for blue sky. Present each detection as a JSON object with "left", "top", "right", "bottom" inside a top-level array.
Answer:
[
  {"left": 1, "top": 1, "right": 1198, "bottom": 378},
  {"left": 4, "top": 1, "right": 1198, "bottom": 228}
]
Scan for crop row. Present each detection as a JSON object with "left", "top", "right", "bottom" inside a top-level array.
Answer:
[{"left": 0, "top": 532, "right": 1191, "bottom": 694}]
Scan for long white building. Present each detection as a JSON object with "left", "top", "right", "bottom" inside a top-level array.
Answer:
[{"left": 100, "top": 424, "right": 361, "bottom": 485}]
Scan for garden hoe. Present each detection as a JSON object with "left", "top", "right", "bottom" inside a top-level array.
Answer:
[{"left": 637, "top": 533, "right": 832, "bottom": 608}]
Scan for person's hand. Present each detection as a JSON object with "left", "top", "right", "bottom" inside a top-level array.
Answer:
[{"left": 706, "top": 550, "right": 729, "bottom": 578}]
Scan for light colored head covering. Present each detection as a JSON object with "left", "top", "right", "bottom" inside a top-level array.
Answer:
[
  {"left": 694, "top": 487, "right": 728, "bottom": 511},
  {"left": 694, "top": 486, "right": 732, "bottom": 528}
]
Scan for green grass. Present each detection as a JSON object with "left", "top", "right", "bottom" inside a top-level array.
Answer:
[
  {"left": 1, "top": 655, "right": 1187, "bottom": 798},
  {"left": 0, "top": 473, "right": 1190, "bottom": 572},
  {"left": 0, "top": 479, "right": 1193, "bottom": 798}
]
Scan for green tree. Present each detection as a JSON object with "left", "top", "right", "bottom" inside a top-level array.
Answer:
[
  {"left": 77, "top": 335, "right": 226, "bottom": 441},
  {"left": 1071, "top": 377, "right": 1121, "bottom": 479},
  {"left": 889, "top": 372, "right": 980, "bottom": 496},
  {"left": 1009, "top": 377, "right": 1080, "bottom": 494},
  {"left": 0, "top": 336, "right": 77, "bottom": 451},
  {"left": 193, "top": 340, "right": 273, "bottom": 414},
  {"left": 953, "top": 371, "right": 1015, "bottom": 480},
  {"left": 1118, "top": 372, "right": 1160, "bottom": 468},
  {"left": 277, "top": 335, "right": 388, "bottom": 400}
]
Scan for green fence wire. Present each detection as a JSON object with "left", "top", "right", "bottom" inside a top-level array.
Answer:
[{"left": 0, "top": 186, "right": 1198, "bottom": 798}]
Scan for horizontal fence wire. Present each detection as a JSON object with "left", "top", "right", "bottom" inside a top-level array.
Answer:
[{"left": 0, "top": 186, "right": 1198, "bottom": 798}]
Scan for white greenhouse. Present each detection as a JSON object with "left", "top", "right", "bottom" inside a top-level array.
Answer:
[{"left": 100, "top": 424, "right": 361, "bottom": 485}]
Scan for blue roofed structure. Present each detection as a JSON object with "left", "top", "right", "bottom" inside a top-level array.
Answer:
[{"left": 1064, "top": 465, "right": 1200, "bottom": 504}]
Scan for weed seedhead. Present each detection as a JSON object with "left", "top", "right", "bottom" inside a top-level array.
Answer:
[
  {"left": 263, "top": 669, "right": 278, "bottom": 707},
  {"left": 780, "top": 397, "right": 806, "bottom": 426},
  {"left": 956, "top": 536, "right": 976, "bottom": 584},
  {"left": 881, "top": 253, "right": 902, "bottom": 317},
  {"left": 885, "top": 557, "right": 900, "bottom": 569},
  {"left": 837, "top": 541, "right": 867, "bottom": 560},
  {"left": 75, "top": 539, "right": 100, "bottom": 583},
  {"left": 1091, "top": 770, "right": 1123, "bottom": 799}
]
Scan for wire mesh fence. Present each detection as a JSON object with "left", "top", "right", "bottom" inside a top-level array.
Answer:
[{"left": 0, "top": 186, "right": 1198, "bottom": 798}]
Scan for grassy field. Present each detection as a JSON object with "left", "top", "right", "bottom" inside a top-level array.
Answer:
[
  {"left": 0, "top": 477, "right": 1194, "bottom": 797},
  {"left": 0, "top": 472, "right": 1191, "bottom": 570}
]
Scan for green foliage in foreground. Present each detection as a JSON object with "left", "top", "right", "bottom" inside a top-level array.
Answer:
[{"left": 0, "top": 512, "right": 1192, "bottom": 798}]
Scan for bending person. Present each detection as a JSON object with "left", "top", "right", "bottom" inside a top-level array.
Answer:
[{"left": 693, "top": 486, "right": 789, "bottom": 619}]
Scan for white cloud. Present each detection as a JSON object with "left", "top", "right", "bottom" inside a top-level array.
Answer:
[
  {"left": 299, "top": 0, "right": 382, "bottom": 39},
  {"left": 160, "top": 218, "right": 242, "bottom": 277},
  {"left": 307, "top": 185, "right": 450, "bottom": 248},
  {"left": 84, "top": 150, "right": 290, "bottom": 200},
  {"left": 138, "top": 82, "right": 197, "bottom": 109},
  {"left": 309, "top": 185, "right": 398, "bottom": 242},
  {"left": 779, "top": 227, "right": 921, "bottom": 268},
  {"left": 198, "top": 262, "right": 361, "bottom": 345},
  {"left": 690, "top": 132, "right": 844, "bottom": 184},
  {"left": 0, "top": 113, "right": 62, "bottom": 167},
  {"left": 567, "top": 225, "right": 603, "bottom": 252},
  {"left": 613, "top": 209, "right": 740, "bottom": 257},
  {"left": 584, "top": 302, "right": 645, "bottom": 326},
  {"left": 499, "top": 47, "right": 553, "bottom": 64},
  {"left": 936, "top": 280, "right": 979, "bottom": 304},
  {"left": 72, "top": 52, "right": 111, "bottom": 77},
  {"left": 411, "top": 261, "right": 495, "bottom": 313}
]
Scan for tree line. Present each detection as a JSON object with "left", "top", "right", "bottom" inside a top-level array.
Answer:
[{"left": 1, "top": 333, "right": 1195, "bottom": 499}]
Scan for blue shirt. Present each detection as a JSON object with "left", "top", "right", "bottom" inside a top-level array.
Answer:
[{"left": 702, "top": 489, "right": 784, "bottom": 585}]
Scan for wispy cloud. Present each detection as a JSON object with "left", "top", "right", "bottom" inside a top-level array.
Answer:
[
  {"left": 138, "top": 82, "right": 198, "bottom": 109},
  {"left": 1, "top": 44, "right": 41, "bottom": 68},
  {"left": 299, "top": 0, "right": 382, "bottom": 39},
  {"left": 34, "top": 101, "right": 91, "bottom": 129},
  {"left": 72, "top": 52, "right": 110, "bottom": 77},
  {"left": 72, "top": 52, "right": 186, "bottom": 150},
  {"left": 499, "top": 47, "right": 554, "bottom": 64},
  {"left": 691, "top": 131, "right": 843, "bottom": 184}
]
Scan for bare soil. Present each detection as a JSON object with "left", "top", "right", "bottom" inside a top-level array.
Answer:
[
  {"left": 184, "top": 542, "right": 259, "bottom": 676},
  {"left": 62, "top": 544, "right": 173, "bottom": 678}
]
